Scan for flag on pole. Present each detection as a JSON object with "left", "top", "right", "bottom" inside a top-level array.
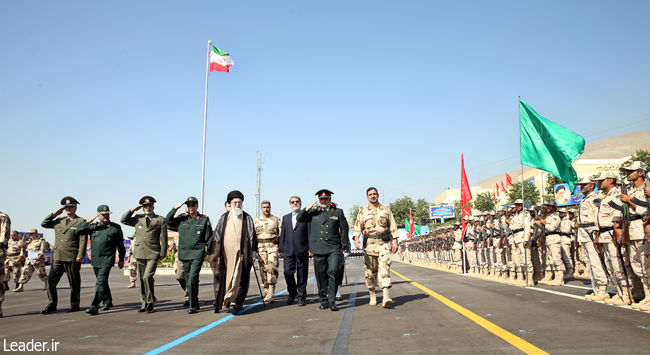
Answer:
[
  {"left": 209, "top": 45, "right": 234, "bottom": 72},
  {"left": 505, "top": 173, "right": 513, "bottom": 187},
  {"left": 495, "top": 183, "right": 500, "bottom": 197},
  {"left": 519, "top": 98, "right": 585, "bottom": 191},
  {"left": 408, "top": 208, "right": 415, "bottom": 238},
  {"left": 493, "top": 191, "right": 497, "bottom": 203},
  {"left": 501, "top": 180, "right": 506, "bottom": 192},
  {"left": 460, "top": 154, "right": 473, "bottom": 234}
]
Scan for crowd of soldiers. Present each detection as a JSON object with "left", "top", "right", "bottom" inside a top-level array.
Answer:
[{"left": 397, "top": 161, "right": 650, "bottom": 311}]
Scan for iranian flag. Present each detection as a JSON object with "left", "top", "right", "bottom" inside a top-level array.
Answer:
[{"left": 209, "top": 45, "right": 234, "bottom": 72}]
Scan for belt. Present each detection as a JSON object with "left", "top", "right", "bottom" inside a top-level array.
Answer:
[
  {"left": 511, "top": 228, "right": 523, "bottom": 234},
  {"left": 599, "top": 226, "right": 614, "bottom": 233},
  {"left": 578, "top": 223, "right": 595, "bottom": 228},
  {"left": 560, "top": 232, "right": 572, "bottom": 236},
  {"left": 630, "top": 215, "right": 643, "bottom": 222},
  {"left": 366, "top": 234, "right": 383, "bottom": 239},
  {"left": 7, "top": 253, "right": 20, "bottom": 257}
]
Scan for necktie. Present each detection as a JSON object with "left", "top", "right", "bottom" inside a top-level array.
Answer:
[
  {"left": 146, "top": 217, "right": 151, "bottom": 228},
  {"left": 66, "top": 218, "right": 71, "bottom": 226}
]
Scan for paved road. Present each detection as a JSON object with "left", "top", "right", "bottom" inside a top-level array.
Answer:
[{"left": 2, "top": 259, "right": 650, "bottom": 354}]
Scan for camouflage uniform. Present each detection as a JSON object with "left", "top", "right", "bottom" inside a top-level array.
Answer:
[
  {"left": 127, "top": 244, "right": 137, "bottom": 288},
  {"left": 511, "top": 207, "right": 533, "bottom": 286},
  {"left": 169, "top": 232, "right": 189, "bottom": 304},
  {"left": 543, "top": 211, "right": 564, "bottom": 285},
  {"left": 559, "top": 213, "right": 574, "bottom": 279},
  {"left": 4, "top": 236, "right": 24, "bottom": 287},
  {"left": 578, "top": 189, "right": 609, "bottom": 300},
  {"left": 621, "top": 179, "right": 650, "bottom": 309},
  {"left": 253, "top": 215, "right": 281, "bottom": 302},
  {"left": 17, "top": 234, "right": 48, "bottom": 288},
  {"left": 353, "top": 203, "right": 399, "bottom": 307},
  {"left": 0, "top": 212, "right": 11, "bottom": 317},
  {"left": 452, "top": 227, "right": 463, "bottom": 272}
]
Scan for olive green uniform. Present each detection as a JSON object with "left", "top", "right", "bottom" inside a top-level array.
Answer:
[
  {"left": 121, "top": 211, "right": 168, "bottom": 307},
  {"left": 297, "top": 204, "right": 350, "bottom": 307},
  {"left": 76, "top": 221, "right": 125, "bottom": 308},
  {"left": 166, "top": 208, "right": 212, "bottom": 310},
  {"left": 41, "top": 213, "right": 86, "bottom": 310}
]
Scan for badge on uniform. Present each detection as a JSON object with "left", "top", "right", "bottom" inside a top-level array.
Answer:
[
  {"left": 330, "top": 216, "right": 338, "bottom": 220},
  {"left": 197, "top": 231, "right": 201, "bottom": 235}
]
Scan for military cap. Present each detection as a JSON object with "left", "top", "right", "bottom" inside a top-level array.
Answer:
[
  {"left": 558, "top": 208, "right": 567, "bottom": 213},
  {"left": 619, "top": 160, "right": 646, "bottom": 172},
  {"left": 29, "top": 228, "right": 38, "bottom": 234},
  {"left": 139, "top": 195, "right": 157, "bottom": 205},
  {"left": 454, "top": 222, "right": 460, "bottom": 226},
  {"left": 60, "top": 196, "right": 80, "bottom": 207},
  {"left": 97, "top": 204, "right": 112, "bottom": 215},
  {"left": 590, "top": 171, "right": 619, "bottom": 183},
  {"left": 226, "top": 190, "right": 244, "bottom": 203},
  {"left": 542, "top": 201, "right": 556, "bottom": 207},
  {"left": 185, "top": 196, "right": 199, "bottom": 204},
  {"left": 315, "top": 189, "right": 334, "bottom": 198},
  {"left": 574, "top": 177, "right": 593, "bottom": 185},
  {"left": 514, "top": 199, "right": 524, "bottom": 204}
]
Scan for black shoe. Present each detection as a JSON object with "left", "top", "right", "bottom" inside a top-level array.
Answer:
[
  {"left": 183, "top": 300, "right": 190, "bottom": 308},
  {"left": 41, "top": 304, "right": 57, "bottom": 314},
  {"left": 330, "top": 304, "right": 339, "bottom": 311},
  {"left": 146, "top": 303, "right": 154, "bottom": 313},
  {"left": 335, "top": 296, "right": 343, "bottom": 302},
  {"left": 101, "top": 303, "right": 113, "bottom": 311},
  {"left": 298, "top": 299, "right": 307, "bottom": 307},
  {"left": 188, "top": 307, "right": 198, "bottom": 314},
  {"left": 287, "top": 295, "right": 296, "bottom": 305},
  {"left": 65, "top": 306, "right": 80, "bottom": 313},
  {"left": 318, "top": 304, "right": 329, "bottom": 310},
  {"left": 86, "top": 306, "right": 99, "bottom": 315},
  {"left": 153, "top": 296, "right": 158, "bottom": 302}
]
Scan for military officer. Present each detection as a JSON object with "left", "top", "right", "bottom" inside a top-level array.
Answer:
[
  {"left": 297, "top": 189, "right": 350, "bottom": 311},
  {"left": 558, "top": 208, "right": 575, "bottom": 281},
  {"left": 5, "top": 230, "right": 24, "bottom": 291},
  {"left": 15, "top": 229, "right": 48, "bottom": 291},
  {"left": 253, "top": 200, "right": 281, "bottom": 303},
  {"left": 76, "top": 205, "right": 125, "bottom": 315},
  {"left": 0, "top": 211, "right": 11, "bottom": 317},
  {"left": 352, "top": 187, "right": 399, "bottom": 308},
  {"left": 40, "top": 196, "right": 86, "bottom": 314},
  {"left": 452, "top": 223, "right": 463, "bottom": 273},
  {"left": 509, "top": 199, "right": 533, "bottom": 286},
  {"left": 166, "top": 196, "right": 212, "bottom": 314},
  {"left": 618, "top": 161, "right": 650, "bottom": 309},
  {"left": 575, "top": 178, "right": 609, "bottom": 301},
  {"left": 539, "top": 201, "right": 564, "bottom": 285},
  {"left": 121, "top": 196, "right": 168, "bottom": 313}
]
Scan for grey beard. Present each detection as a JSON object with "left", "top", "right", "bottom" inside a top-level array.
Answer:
[{"left": 232, "top": 207, "right": 243, "bottom": 217}]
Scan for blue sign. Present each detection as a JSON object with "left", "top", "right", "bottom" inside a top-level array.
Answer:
[
  {"left": 431, "top": 205, "right": 454, "bottom": 218},
  {"left": 554, "top": 183, "right": 598, "bottom": 206}
]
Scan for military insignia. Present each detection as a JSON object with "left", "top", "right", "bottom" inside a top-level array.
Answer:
[
  {"left": 138, "top": 225, "right": 142, "bottom": 228},
  {"left": 196, "top": 231, "right": 201, "bottom": 235},
  {"left": 103, "top": 206, "right": 108, "bottom": 211},
  {"left": 330, "top": 216, "right": 338, "bottom": 220},
  {"left": 66, "top": 199, "right": 70, "bottom": 204}
]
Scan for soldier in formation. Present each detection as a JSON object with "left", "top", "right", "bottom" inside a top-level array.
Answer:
[
  {"left": 15, "top": 229, "right": 48, "bottom": 292},
  {"left": 4, "top": 230, "right": 24, "bottom": 292}
]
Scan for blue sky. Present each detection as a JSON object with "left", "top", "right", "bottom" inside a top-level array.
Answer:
[{"left": 2, "top": 1, "right": 649, "bottom": 242}]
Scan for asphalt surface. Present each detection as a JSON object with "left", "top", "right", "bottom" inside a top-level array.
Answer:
[{"left": 2, "top": 259, "right": 650, "bottom": 354}]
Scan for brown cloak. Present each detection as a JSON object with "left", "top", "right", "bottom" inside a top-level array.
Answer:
[{"left": 208, "top": 211, "right": 258, "bottom": 311}]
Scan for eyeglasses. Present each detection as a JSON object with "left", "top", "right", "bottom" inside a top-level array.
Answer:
[
  {"left": 290, "top": 200, "right": 300, "bottom": 204},
  {"left": 187, "top": 203, "right": 198, "bottom": 208}
]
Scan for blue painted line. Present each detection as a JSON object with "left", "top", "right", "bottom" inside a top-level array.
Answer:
[{"left": 144, "top": 276, "right": 314, "bottom": 355}]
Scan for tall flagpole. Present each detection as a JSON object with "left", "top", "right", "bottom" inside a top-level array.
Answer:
[
  {"left": 519, "top": 96, "right": 528, "bottom": 285},
  {"left": 200, "top": 40, "right": 211, "bottom": 214}
]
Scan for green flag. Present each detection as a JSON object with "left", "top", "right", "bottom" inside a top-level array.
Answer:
[{"left": 519, "top": 99, "right": 585, "bottom": 191}]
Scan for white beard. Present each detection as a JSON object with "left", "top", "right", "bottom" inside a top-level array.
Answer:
[{"left": 231, "top": 207, "right": 243, "bottom": 218}]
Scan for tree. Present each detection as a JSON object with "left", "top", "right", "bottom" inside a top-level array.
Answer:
[
  {"left": 414, "top": 198, "right": 431, "bottom": 225},
  {"left": 453, "top": 200, "right": 462, "bottom": 219},
  {"left": 625, "top": 149, "right": 650, "bottom": 165},
  {"left": 348, "top": 203, "right": 363, "bottom": 224},
  {"left": 507, "top": 180, "right": 540, "bottom": 206},
  {"left": 474, "top": 192, "right": 495, "bottom": 212},
  {"left": 390, "top": 195, "right": 414, "bottom": 228},
  {"left": 543, "top": 174, "right": 564, "bottom": 204}
]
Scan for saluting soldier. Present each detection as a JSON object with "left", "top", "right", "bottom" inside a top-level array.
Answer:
[
  {"left": 297, "top": 189, "right": 350, "bottom": 311},
  {"left": 166, "top": 196, "right": 212, "bottom": 314},
  {"left": 253, "top": 200, "right": 281, "bottom": 303},
  {"left": 352, "top": 187, "right": 399, "bottom": 308},
  {"left": 40, "top": 196, "right": 86, "bottom": 314},
  {"left": 121, "top": 196, "right": 168, "bottom": 313},
  {"left": 76, "top": 205, "right": 125, "bottom": 315},
  {"left": 15, "top": 229, "right": 48, "bottom": 292}
]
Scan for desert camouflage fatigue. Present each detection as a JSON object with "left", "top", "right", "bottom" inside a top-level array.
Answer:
[
  {"left": 624, "top": 185, "right": 650, "bottom": 307},
  {"left": 4, "top": 238, "right": 24, "bottom": 283},
  {"left": 0, "top": 212, "right": 11, "bottom": 316},
  {"left": 169, "top": 233, "right": 188, "bottom": 302},
  {"left": 353, "top": 203, "right": 399, "bottom": 289},
  {"left": 254, "top": 215, "right": 281, "bottom": 289},
  {"left": 127, "top": 246, "right": 137, "bottom": 285},
  {"left": 559, "top": 216, "right": 574, "bottom": 276},
  {"left": 579, "top": 191, "right": 608, "bottom": 294},
  {"left": 18, "top": 236, "right": 47, "bottom": 286}
]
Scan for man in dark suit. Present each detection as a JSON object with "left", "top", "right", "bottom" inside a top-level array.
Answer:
[{"left": 279, "top": 196, "right": 310, "bottom": 307}]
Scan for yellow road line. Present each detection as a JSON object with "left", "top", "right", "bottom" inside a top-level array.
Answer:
[{"left": 391, "top": 269, "right": 549, "bottom": 355}]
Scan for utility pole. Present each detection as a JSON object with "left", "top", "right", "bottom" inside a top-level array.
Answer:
[{"left": 255, "top": 151, "right": 264, "bottom": 218}]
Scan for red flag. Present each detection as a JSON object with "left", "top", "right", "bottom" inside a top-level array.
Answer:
[
  {"left": 460, "top": 154, "right": 473, "bottom": 234},
  {"left": 495, "top": 183, "right": 500, "bottom": 197},
  {"left": 501, "top": 180, "right": 506, "bottom": 192},
  {"left": 408, "top": 208, "right": 415, "bottom": 239},
  {"left": 506, "top": 173, "right": 513, "bottom": 187},
  {"left": 493, "top": 190, "right": 497, "bottom": 203}
]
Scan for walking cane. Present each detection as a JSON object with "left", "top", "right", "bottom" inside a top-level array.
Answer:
[{"left": 252, "top": 260, "right": 266, "bottom": 307}]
